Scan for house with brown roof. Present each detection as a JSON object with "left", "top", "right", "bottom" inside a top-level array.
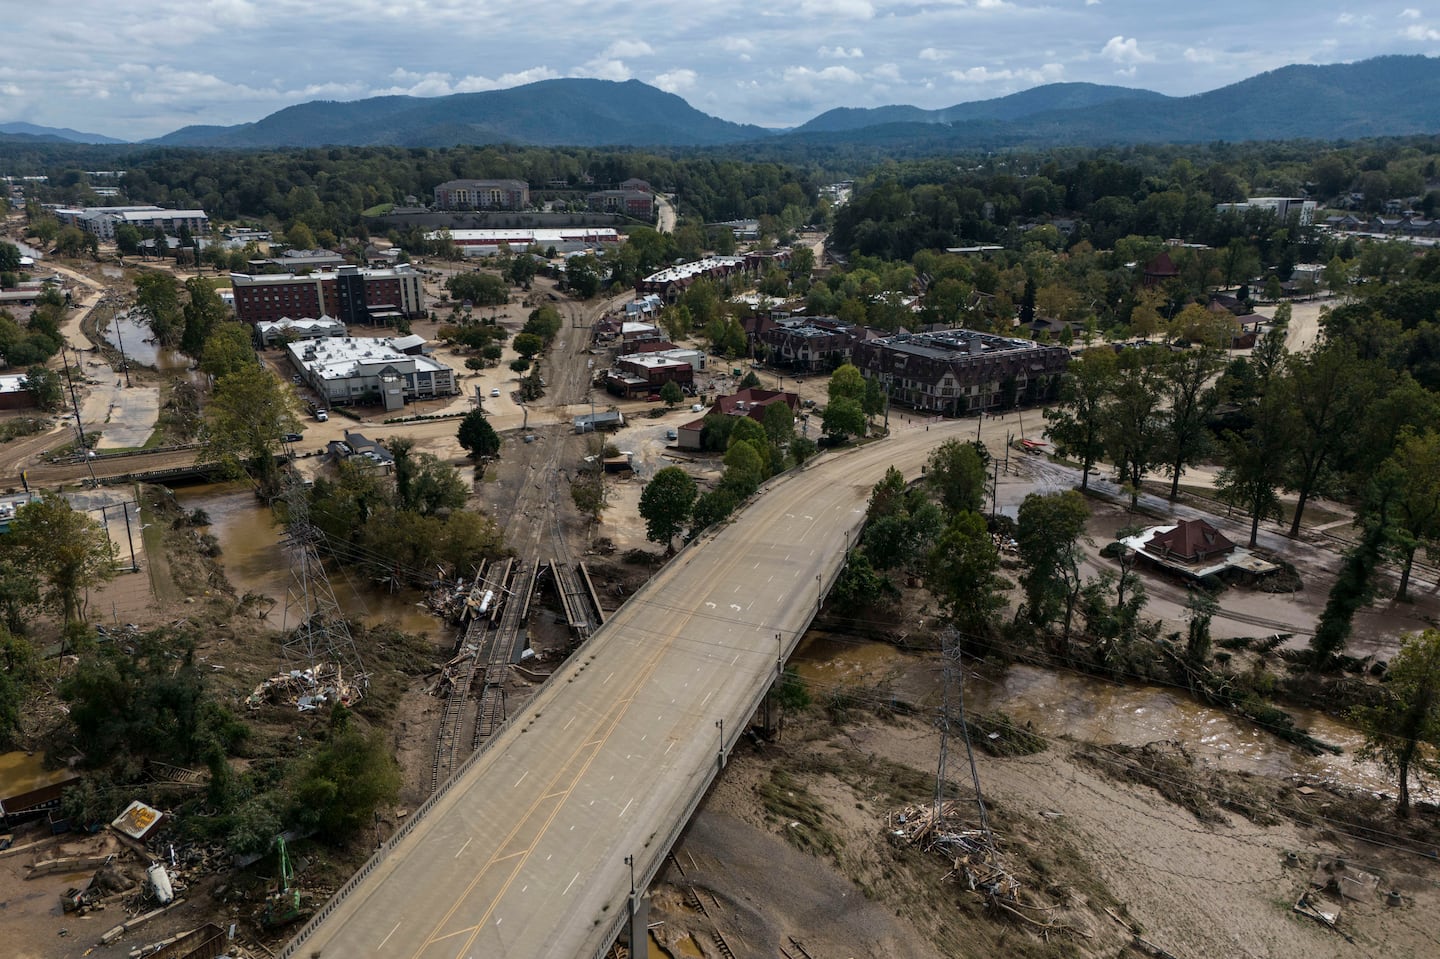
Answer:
[
  {"left": 676, "top": 388, "right": 799, "bottom": 451},
  {"left": 1143, "top": 519, "right": 1235, "bottom": 564}
]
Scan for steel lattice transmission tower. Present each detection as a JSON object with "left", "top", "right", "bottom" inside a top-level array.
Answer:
[
  {"left": 276, "top": 481, "right": 369, "bottom": 707},
  {"left": 934, "top": 627, "right": 994, "bottom": 854}
]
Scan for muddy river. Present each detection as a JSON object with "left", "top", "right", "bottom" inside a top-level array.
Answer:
[
  {"left": 175, "top": 482, "right": 448, "bottom": 640},
  {"left": 792, "top": 632, "right": 1426, "bottom": 800},
  {"left": 98, "top": 311, "right": 191, "bottom": 371}
]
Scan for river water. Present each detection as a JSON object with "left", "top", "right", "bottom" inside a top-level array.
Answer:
[
  {"left": 97, "top": 311, "right": 191, "bottom": 371},
  {"left": 792, "top": 633, "right": 1416, "bottom": 798},
  {"left": 175, "top": 482, "right": 448, "bottom": 640}
]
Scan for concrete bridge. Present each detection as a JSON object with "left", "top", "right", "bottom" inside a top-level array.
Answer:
[{"left": 281, "top": 421, "right": 966, "bottom": 959}]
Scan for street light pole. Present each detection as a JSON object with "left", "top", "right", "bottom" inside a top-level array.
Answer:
[{"left": 715, "top": 719, "right": 725, "bottom": 769}]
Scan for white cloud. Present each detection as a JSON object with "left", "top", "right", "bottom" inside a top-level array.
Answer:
[
  {"left": 975, "top": 0, "right": 1014, "bottom": 8},
  {"left": 1183, "top": 47, "right": 1218, "bottom": 63},
  {"left": 819, "top": 46, "right": 864, "bottom": 59},
  {"left": 1085, "top": 0, "right": 1101, "bottom": 5},
  {"left": 603, "top": 40, "right": 654, "bottom": 59},
  {"left": 1400, "top": 8, "right": 1422, "bottom": 19},
  {"left": 797, "top": 0, "right": 873, "bottom": 19},
  {"left": 947, "top": 63, "right": 1064, "bottom": 85},
  {"left": 870, "top": 63, "right": 902, "bottom": 82},
  {"left": 1337, "top": 12, "right": 1374, "bottom": 25},
  {"left": 1404, "top": 23, "right": 1440, "bottom": 40},
  {"left": 918, "top": 47, "right": 946, "bottom": 61},
  {"left": 653, "top": 69, "right": 697, "bottom": 93},
  {"left": 582, "top": 58, "right": 632, "bottom": 81},
  {"left": 1101, "top": 36, "right": 1155, "bottom": 64}
]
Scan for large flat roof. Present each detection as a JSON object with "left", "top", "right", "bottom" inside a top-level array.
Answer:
[
  {"left": 288, "top": 336, "right": 451, "bottom": 380},
  {"left": 642, "top": 257, "right": 746, "bottom": 285}
]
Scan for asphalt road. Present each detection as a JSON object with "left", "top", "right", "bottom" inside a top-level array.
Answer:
[{"left": 283, "top": 419, "right": 970, "bottom": 959}]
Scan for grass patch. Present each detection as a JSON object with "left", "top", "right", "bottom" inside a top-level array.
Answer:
[
  {"left": 362, "top": 203, "right": 395, "bottom": 217},
  {"left": 965, "top": 711, "right": 1048, "bottom": 757},
  {"left": 756, "top": 768, "right": 842, "bottom": 859}
]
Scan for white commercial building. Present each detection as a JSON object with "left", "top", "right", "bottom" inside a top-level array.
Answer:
[
  {"left": 287, "top": 336, "right": 457, "bottom": 411},
  {"left": 1215, "top": 197, "right": 1317, "bottom": 226},
  {"left": 430, "top": 228, "right": 622, "bottom": 257},
  {"left": 51, "top": 205, "right": 210, "bottom": 240},
  {"left": 254, "top": 316, "right": 347, "bottom": 348}
]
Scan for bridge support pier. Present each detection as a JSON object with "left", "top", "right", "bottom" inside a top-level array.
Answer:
[{"left": 627, "top": 889, "right": 650, "bottom": 954}]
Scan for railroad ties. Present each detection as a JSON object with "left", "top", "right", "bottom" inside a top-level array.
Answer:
[{"left": 550, "top": 558, "right": 607, "bottom": 646}]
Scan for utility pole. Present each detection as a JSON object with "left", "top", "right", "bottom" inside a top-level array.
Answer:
[
  {"left": 112, "top": 309, "right": 132, "bottom": 387},
  {"left": 715, "top": 718, "right": 725, "bottom": 770}
]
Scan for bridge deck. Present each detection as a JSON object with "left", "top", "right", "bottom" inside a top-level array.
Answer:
[{"left": 282, "top": 423, "right": 963, "bottom": 959}]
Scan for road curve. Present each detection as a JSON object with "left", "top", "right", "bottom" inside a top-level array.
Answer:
[{"left": 283, "top": 420, "right": 967, "bottom": 959}]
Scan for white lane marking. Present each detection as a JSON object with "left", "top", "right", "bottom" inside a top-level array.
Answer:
[
  {"left": 729, "top": 603, "right": 742, "bottom": 612},
  {"left": 379, "top": 921, "right": 402, "bottom": 948},
  {"left": 641, "top": 734, "right": 648, "bottom": 741},
  {"left": 752, "top": 562, "right": 759, "bottom": 569},
  {"left": 731, "top": 654, "right": 739, "bottom": 665},
  {"left": 603, "top": 671, "right": 614, "bottom": 685},
  {"left": 619, "top": 797, "right": 634, "bottom": 818},
  {"left": 514, "top": 771, "right": 528, "bottom": 788},
  {"left": 803, "top": 514, "right": 814, "bottom": 520},
  {"left": 454, "top": 837, "right": 473, "bottom": 859},
  {"left": 564, "top": 716, "right": 576, "bottom": 731},
  {"left": 666, "top": 741, "right": 676, "bottom": 755},
  {"left": 767, "top": 575, "right": 773, "bottom": 583},
  {"left": 733, "top": 585, "right": 741, "bottom": 593},
  {"left": 705, "top": 601, "right": 717, "bottom": 609},
  {"left": 496, "top": 918, "right": 503, "bottom": 927},
  {"left": 522, "top": 884, "right": 528, "bottom": 893},
  {"left": 702, "top": 690, "right": 714, "bottom": 705}
]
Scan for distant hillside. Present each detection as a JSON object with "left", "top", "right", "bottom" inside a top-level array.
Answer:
[
  {"left": 151, "top": 79, "right": 772, "bottom": 148},
  {"left": 777, "top": 55, "right": 1440, "bottom": 150},
  {"left": 795, "top": 83, "right": 1169, "bottom": 134},
  {"left": 0, "top": 122, "right": 126, "bottom": 144}
]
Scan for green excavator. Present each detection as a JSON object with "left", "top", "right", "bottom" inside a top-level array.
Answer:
[{"left": 262, "top": 835, "right": 303, "bottom": 928}]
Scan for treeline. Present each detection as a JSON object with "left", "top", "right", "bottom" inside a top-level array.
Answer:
[
  {"left": 830, "top": 137, "right": 1440, "bottom": 262},
  {"left": 1, "top": 142, "right": 828, "bottom": 240}
]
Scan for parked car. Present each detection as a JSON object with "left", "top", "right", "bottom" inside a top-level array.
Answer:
[
  {"left": 314, "top": 409, "right": 329, "bottom": 422},
  {"left": 490, "top": 388, "right": 501, "bottom": 397},
  {"left": 282, "top": 432, "right": 303, "bottom": 443},
  {"left": 665, "top": 429, "right": 678, "bottom": 441}
]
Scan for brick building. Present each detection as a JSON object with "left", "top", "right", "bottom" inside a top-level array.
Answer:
[
  {"left": 432, "top": 179, "right": 529, "bottom": 210},
  {"left": 586, "top": 189, "right": 655, "bottom": 219},
  {"left": 851, "top": 329, "right": 1069, "bottom": 415},
  {"left": 230, "top": 265, "right": 425, "bottom": 327}
]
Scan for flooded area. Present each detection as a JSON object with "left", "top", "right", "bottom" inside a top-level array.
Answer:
[
  {"left": 793, "top": 632, "right": 1424, "bottom": 800},
  {"left": 97, "top": 311, "right": 191, "bottom": 371},
  {"left": 175, "top": 482, "right": 448, "bottom": 640}
]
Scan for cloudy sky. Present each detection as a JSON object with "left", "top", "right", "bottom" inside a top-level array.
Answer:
[{"left": 5, "top": 1, "right": 1440, "bottom": 140}]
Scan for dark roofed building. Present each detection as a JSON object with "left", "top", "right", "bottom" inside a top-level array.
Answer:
[
  {"left": 852, "top": 328, "right": 1069, "bottom": 415},
  {"left": 676, "top": 388, "right": 799, "bottom": 451},
  {"left": 1143, "top": 251, "right": 1180, "bottom": 288},
  {"left": 1143, "top": 519, "right": 1235, "bottom": 564}
]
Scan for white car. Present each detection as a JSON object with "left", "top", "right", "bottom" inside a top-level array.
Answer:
[{"left": 490, "top": 388, "right": 501, "bottom": 397}]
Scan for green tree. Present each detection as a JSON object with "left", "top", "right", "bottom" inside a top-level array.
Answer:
[
  {"left": 7, "top": 491, "right": 117, "bottom": 626},
  {"left": 761, "top": 401, "right": 794, "bottom": 446},
  {"left": 1310, "top": 501, "right": 1390, "bottom": 668},
  {"left": 114, "top": 225, "right": 142, "bottom": 260},
  {"left": 1101, "top": 358, "right": 1165, "bottom": 507},
  {"left": 690, "top": 488, "right": 739, "bottom": 534},
  {"left": 1283, "top": 343, "right": 1379, "bottom": 536},
  {"left": 23, "top": 365, "right": 62, "bottom": 411},
  {"left": 927, "top": 511, "right": 1008, "bottom": 639},
  {"left": 1043, "top": 348, "right": 1117, "bottom": 491},
  {"left": 827, "top": 363, "right": 866, "bottom": 404},
  {"left": 1159, "top": 348, "right": 1221, "bottom": 500},
  {"left": 134, "top": 271, "right": 183, "bottom": 347},
  {"left": 1016, "top": 491, "right": 1090, "bottom": 647},
  {"left": 821, "top": 397, "right": 865, "bottom": 441},
  {"left": 639, "top": 466, "right": 697, "bottom": 554},
  {"left": 926, "top": 439, "right": 987, "bottom": 517},
  {"left": 571, "top": 471, "right": 606, "bottom": 523},
  {"left": 181, "top": 277, "right": 230, "bottom": 358},
  {"left": 199, "top": 364, "right": 301, "bottom": 497},
  {"left": 566, "top": 255, "right": 601, "bottom": 298},
  {"left": 285, "top": 221, "right": 317, "bottom": 250},
  {"left": 391, "top": 439, "right": 468, "bottom": 516},
  {"left": 458, "top": 409, "right": 501, "bottom": 458},
  {"left": 291, "top": 709, "right": 400, "bottom": 842},
  {"left": 1215, "top": 399, "right": 1293, "bottom": 548},
  {"left": 1353, "top": 629, "right": 1440, "bottom": 817},
  {"left": 1379, "top": 430, "right": 1440, "bottom": 600},
  {"left": 512, "top": 332, "right": 545, "bottom": 360},
  {"left": 446, "top": 271, "right": 509, "bottom": 306},
  {"left": 659, "top": 379, "right": 684, "bottom": 408},
  {"left": 198, "top": 322, "right": 256, "bottom": 378}
]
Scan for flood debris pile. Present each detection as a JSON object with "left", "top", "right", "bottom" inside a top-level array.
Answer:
[
  {"left": 245, "top": 662, "right": 364, "bottom": 711},
  {"left": 1294, "top": 856, "right": 1383, "bottom": 935},
  {"left": 888, "top": 801, "right": 1058, "bottom": 932},
  {"left": 425, "top": 573, "right": 495, "bottom": 623}
]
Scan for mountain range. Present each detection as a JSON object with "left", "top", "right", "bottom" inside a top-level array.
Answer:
[{"left": 9, "top": 55, "right": 1440, "bottom": 151}]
